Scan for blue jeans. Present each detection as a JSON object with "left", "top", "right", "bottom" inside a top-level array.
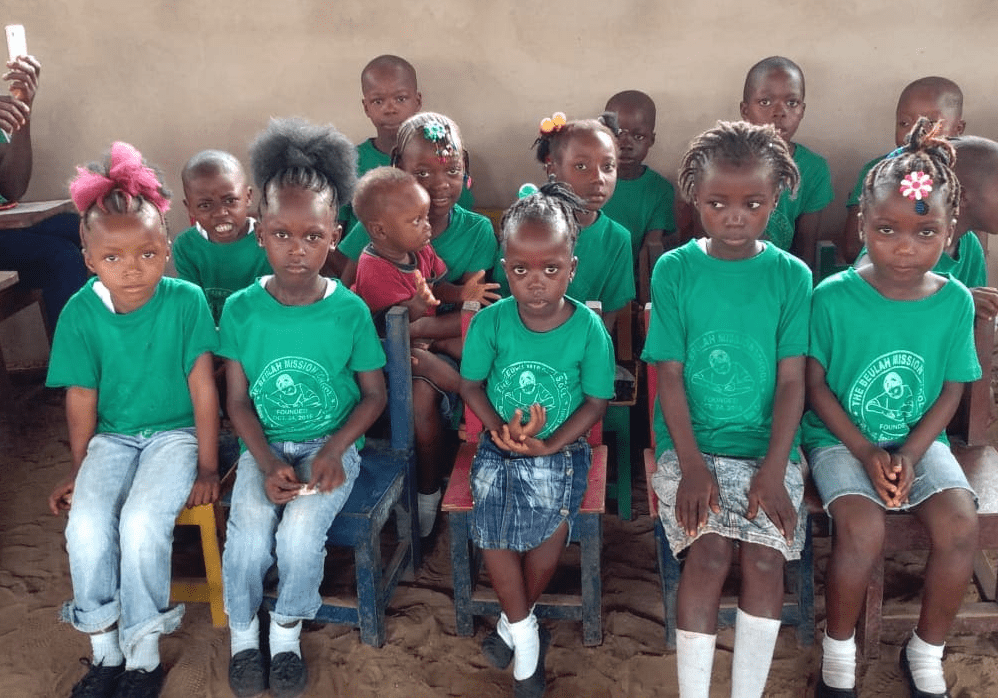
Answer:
[
  {"left": 0, "top": 213, "right": 87, "bottom": 326},
  {"left": 62, "top": 429, "right": 198, "bottom": 659},
  {"left": 222, "top": 439, "right": 360, "bottom": 630}
]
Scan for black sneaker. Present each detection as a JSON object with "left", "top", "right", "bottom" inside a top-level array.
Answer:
[
  {"left": 899, "top": 639, "right": 951, "bottom": 698},
  {"left": 481, "top": 628, "right": 513, "bottom": 669},
  {"left": 815, "top": 679, "right": 856, "bottom": 698},
  {"left": 269, "top": 652, "right": 308, "bottom": 698},
  {"left": 228, "top": 649, "right": 267, "bottom": 697},
  {"left": 513, "top": 626, "right": 551, "bottom": 698},
  {"left": 69, "top": 659, "right": 124, "bottom": 698},
  {"left": 114, "top": 665, "right": 164, "bottom": 698}
]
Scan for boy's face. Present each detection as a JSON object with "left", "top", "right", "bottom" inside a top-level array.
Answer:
[
  {"left": 895, "top": 88, "right": 965, "bottom": 147},
  {"left": 398, "top": 137, "right": 465, "bottom": 221},
  {"left": 362, "top": 67, "right": 422, "bottom": 142},
  {"left": 740, "top": 68, "right": 805, "bottom": 144},
  {"left": 83, "top": 207, "right": 169, "bottom": 314},
  {"left": 183, "top": 168, "right": 253, "bottom": 244},
  {"left": 372, "top": 182, "right": 432, "bottom": 257},
  {"left": 611, "top": 102, "right": 655, "bottom": 174},
  {"left": 549, "top": 130, "right": 618, "bottom": 213}
]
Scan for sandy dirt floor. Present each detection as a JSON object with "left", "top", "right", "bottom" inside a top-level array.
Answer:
[{"left": 1, "top": 382, "right": 996, "bottom": 697}]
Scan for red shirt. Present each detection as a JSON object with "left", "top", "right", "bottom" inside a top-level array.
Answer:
[{"left": 351, "top": 244, "right": 447, "bottom": 315}]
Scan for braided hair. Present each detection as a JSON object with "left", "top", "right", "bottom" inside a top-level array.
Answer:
[
  {"left": 390, "top": 112, "right": 465, "bottom": 168},
  {"left": 499, "top": 181, "right": 586, "bottom": 252},
  {"left": 71, "top": 141, "right": 172, "bottom": 230},
  {"left": 534, "top": 112, "right": 619, "bottom": 166},
  {"left": 250, "top": 117, "right": 356, "bottom": 212},
  {"left": 677, "top": 120, "right": 799, "bottom": 203},
  {"left": 860, "top": 116, "right": 960, "bottom": 218}
]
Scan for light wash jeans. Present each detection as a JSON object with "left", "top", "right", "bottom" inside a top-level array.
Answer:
[
  {"left": 222, "top": 439, "right": 360, "bottom": 630},
  {"left": 62, "top": 429, "right": 198, "bottom": 659}
]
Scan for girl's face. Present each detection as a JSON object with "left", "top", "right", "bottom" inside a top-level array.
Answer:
[
  {"left": 501, "top": 218, "right": 577, "bottom": 330},
  {"left": 397, "top": 136, "right": 464, "bottom": 221},
  {"left": 549, "top": 130, "right": 618, "bottom": 213},
  {"left": 693, "top": 158, "right": 779, "bottom": 260},
  {"left": 258, "top": 186, "right": 339, "bottom": 293},
  {"left": 860, "top": 183, "right": 954, "bottom": 291},
  {"left": 83, "top": 206, "right": 169, "bottom": 314}
]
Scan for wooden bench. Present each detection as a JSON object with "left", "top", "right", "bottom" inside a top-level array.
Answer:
[{"left": 0, "top": 270, "right": 51, "bottom": 409}]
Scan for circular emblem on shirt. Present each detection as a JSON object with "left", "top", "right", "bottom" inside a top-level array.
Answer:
[
  {"left": 250, "top": 357, "right": 339, "bottom": 431},
  {"left": 494, "top": 361, "right": 570, "bottom": 433},
  {"left": 848, "top": 350, "right": 926, "bottom": 442},
  {"left": 686, "top": 331, "right": 768, "bottom": 422}
]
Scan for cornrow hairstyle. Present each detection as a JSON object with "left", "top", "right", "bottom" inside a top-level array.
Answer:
[
  {"left": 499, "top": 181, "right": 586, "bottom": 253},
  {"left": 390, "top": 112, "right": 465, "bottom": 167},
  {"left": 677, "top": 120, "right": 800, "bottom": 203},
  {"left": 352, "top": 166, "right": 418, "bottom": 227},
  {"left": 250, "top": 117, "right": 357, "bottom": 211},
  {"left": 73, "top": 144, "right": 172, "bottom": 231},
  {"left": 860, "top": 116, "right": 960, "bottom": 218},
  {"left": 533, "top": 112, "right": 620, "bottom": 165}
]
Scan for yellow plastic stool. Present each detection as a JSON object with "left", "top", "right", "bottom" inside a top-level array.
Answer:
[{"left": 170, "top": 503, "right": 226, "bottom": 627}]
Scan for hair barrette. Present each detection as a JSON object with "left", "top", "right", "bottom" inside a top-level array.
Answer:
[
  {"left": 422, "top": 121, "right": 455, "bottom": 163},
  {"left": 539, "top": 112, "right": 567, "bottom": 135},
  {"left": 900, "top": 171, "right": 933, "bottom": 215},
  {"left": 518, "top": 183, "right": 539, "bottom": 199}
]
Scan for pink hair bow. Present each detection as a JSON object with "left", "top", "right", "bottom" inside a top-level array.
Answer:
[{"left": 70, "top": 141, "right": 170, "bottom": 214}]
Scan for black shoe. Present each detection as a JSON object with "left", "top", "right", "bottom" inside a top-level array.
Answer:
[
  {"left": 269, "top": 652, "right": 308, "bottom": 698},
  {"left": 513, "top": 626, "right": 551, "bottom": 698},
  {"left": 899, "top": 639, "right": 951, "bottom": 697},
  {"left": 482, "top": 628, "right": 513, "bottom": 669},
  {"left": 114, "top": 665, "right": 164, "bottom": 698},
  {"left": 815, "top": 679, "right": 856, "bottom": 697},
  {"left": 228, "top": 649, "right": 267, "bottom": 697},
  {"left": 69, "top": 659, "right": 124, "bottom": 698}
]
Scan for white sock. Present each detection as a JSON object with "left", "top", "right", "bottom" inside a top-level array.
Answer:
[
  {"left": 508, "top": 613, "right": 540, "bottom": 681},
  {"left": 90, "top": 627, "right": 124, "bottom": 667},
  {"left": 906, "top": 631, "right": 947, "bottom": 693},
  {"left": 126, "top": 633, "right": 160, "bottom": 671},
  {"left": 730, "top": 608, "right": 780, "bottom": 698},
  {"left": 821, "top": 632, "right": 856, "bottom": 690},
  {"left": 418, "top": 489, "right": 441, "bottom": 537},
  {"left": 676, "top": 629, "right": 715, "bottom": 698},
  {"left": 230, "top": 615, "right": 260, "bottom": 656},
  {"left": 496, "top": 612, "right": 514, "bottom": 648},
  {"left": 269, "top": 620, "right": 302, "bottom": 658}
]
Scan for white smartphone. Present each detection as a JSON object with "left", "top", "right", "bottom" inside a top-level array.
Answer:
[{"left": 5, "top": 25, "right": 26, "bottom": 63}]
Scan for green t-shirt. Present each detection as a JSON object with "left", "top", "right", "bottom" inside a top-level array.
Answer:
[
  {"left": 339, "top": 204, "right": 497, "bottom": 282},
  {"left": 854, "top": 231, "right": 987, "bottom": 288},
  {"left": 217, "top": 278, "right": 386, "bottom": 444},
  {"left": 172, "top": 220, "right": 273, "bottom": 324},
  {"left": 846, "top": 155, "right": 887, "bottom": 208},
  {"left": 338, "top": 138, "right": 475, "bottom": 233},
  {"left": 764, "top": 143, "right": 834, "bottom": 251},
  {"left": 801, "top": 268, "right": 981, "bottom": 450},
  {"left": 460, "top": 296, "right": 615, "bottom": 439},
  {"left": 46, "top": 277, "right": 219, "bottom": 436},
  {"left": 493, "top": 212, "right": 636, "bottom": 313},
  {"left": 641, "top": 240, "right": 812, "bottom": 459},
  {"left": 601, "top": 165, "right": 677, "bottom": 258}
]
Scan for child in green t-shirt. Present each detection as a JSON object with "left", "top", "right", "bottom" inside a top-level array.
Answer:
[
  {"left": 841, "top": 77, "right": 966, "bottom": 263},
  {"left": 173, "top": 150, "right": 271, "bottom": 324},
  {"left": 804, "top": 119, "right": 980, "bottom": 698},
  {"left": 219, "top": 118, "right": 387, "bottom": 698},
  {"left": 460, "top": 182, "right": 614, "bottom": 698},
  {"left": 48, "top": 142, "right": 220, "bottom": 698},
  {"left": 601, "top": 90, "right": 677, "bottom": 264},
  {"left": 642, "top": 121, "right": 810, "bottom": 698}
]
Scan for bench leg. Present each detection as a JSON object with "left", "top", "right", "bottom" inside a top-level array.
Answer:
[
  {"left": 448, "top": 511, "right": 475, "bottom": 636},
  {"left": 578, "top": 512, "right": 603, "bottom": 646},
  {"left": 605, "top": 404, "right": 632, "bottom": 520},
  {"left": 795, "top": 516, "right": 815, "bottom": 646},
  {"left": 354, "top": 526, "right": 386, "bottom": 647}
]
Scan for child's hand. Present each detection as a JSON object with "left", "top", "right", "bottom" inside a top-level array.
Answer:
[
  {"left": 971, "top": 286, "right": 998, "bottom": 322},
  {"left": 887, "top": 451, "right": 915, "bottom": 507},
  {"left": 459, "top": 271, "right": 501, "bottom": 306},
  {"left": 264, "top": 462, "right": 303, "bottom": 505},
  {"left": 48, "top": 477, "right": 75, "bottom": 516},
  {"left": 307, "top": 452, "right": 347, "bottom": 493},
  {"left": 186, "top": 469, "right": 221, "bottom": 508},
  {"left": 506, "top": 405, "right": 546, "bottom": 443},
  {"left": 410, "top": 270, "right": 441, "bottom": 318},
  {"left": 675, "top": 464, "right": 720, "bottom": 537},
  {"left": 490, "top": 425, "right": 551, "bottom": 457},
  {"left": 859, "top": 445, "right": 900, "bottom": 505},
  {"left": 746, "top": 467, "right": 797, "bottom": 543}
]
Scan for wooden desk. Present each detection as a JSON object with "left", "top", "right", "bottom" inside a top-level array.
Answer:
[{"left": 0, "top": 199, "right": 75, "bottom": 230}]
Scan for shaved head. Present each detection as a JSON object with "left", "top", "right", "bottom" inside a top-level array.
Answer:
[
  {"left": 361, "top": 54, "right": 418, "bottom": 91},
  {"left": 605, "top": 90, "right": 657, "bottom": 128},
  {"left": 743, "top": 56, "right": 805, "bottom": 102},
  {"left": 181, "top": 150, "right": 244, "bottom": 190},
  {"left": 899, "top": 76, "right": 963, "bottom": 113}
]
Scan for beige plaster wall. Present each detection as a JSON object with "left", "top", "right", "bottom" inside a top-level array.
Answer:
[{"left": 3, "top": 0, "right": 998, "bottom": 366}]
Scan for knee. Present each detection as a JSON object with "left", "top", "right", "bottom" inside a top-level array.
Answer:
[
  {"left": 685, "top": 535, "right": 734, "bottom": 577},
  {"left": 119, "top": 506, "right": 174, "bottom": 555},
  {"left": 831, "top": 502, "right": 885, "bottom": 560},
  {"left": 741, "top": 545, "right": 786, "bottom": 582},
  {"left": 66, "top": 506, "right": 116, "bottom": 553},
  {"left": 929, "top": 496, "right": 979, "bottom": 555}
]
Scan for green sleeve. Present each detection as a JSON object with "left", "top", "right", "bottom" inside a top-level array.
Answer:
[
  {"left": 172, "top": 230, "right": 201, "bottom": 286},
  {"left": 459, "top": 309, "right": 497, "bottom": 382},
  {"left": 338, "top": 220, "right": 371, "bottom": 261},
  {"left": 46, "top": 302, "right": 98, "bottom": 389},
  {"left": 776, "top": 261, "right": 812, "bottom": 360},
  {"left": 181, "top": 286, "right": 220, "bottom": 373},
  {"left": 347, "top": 298, "right": 388, "bottom": 372},
  {"left": 640, "top": 253, "right": 685, "bottom": 364},
  {"left": 580, "top": 311, "right": 616, "bottom": 399}
]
